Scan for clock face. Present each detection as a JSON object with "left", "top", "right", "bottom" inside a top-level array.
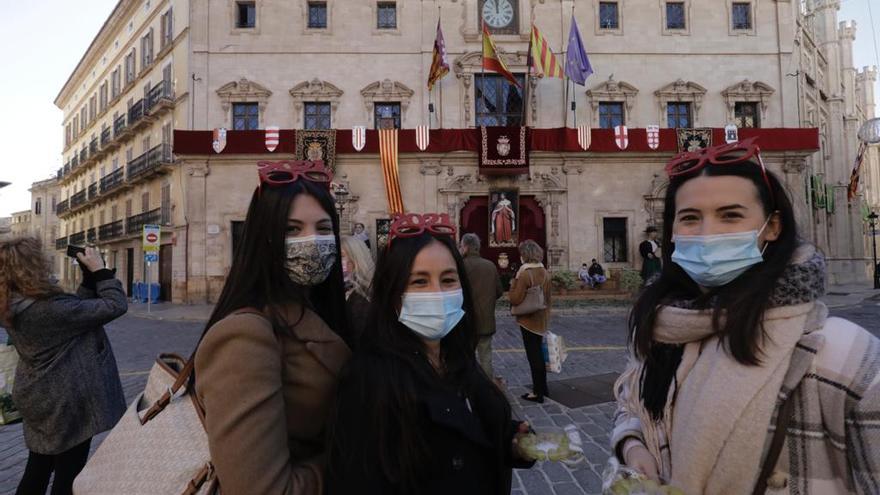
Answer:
[{"left": 482, "top": 0, "right": 515, "bottom": 29}]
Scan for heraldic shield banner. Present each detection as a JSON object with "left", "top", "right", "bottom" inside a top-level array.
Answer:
[{"left": 478, "top": 126, "right": 530, "bottom": 176}]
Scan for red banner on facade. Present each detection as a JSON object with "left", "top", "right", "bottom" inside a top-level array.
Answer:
[{"left": 478, "top": 126, "right": 529, "bottom": 176}]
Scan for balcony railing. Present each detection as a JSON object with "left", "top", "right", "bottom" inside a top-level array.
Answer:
[
  {"left": 79, "top": 147, "right": 88, "bottom": 163},
  {"left": 113, "top": 114, "right": 127, "bottom": 137},
  {"left": 98, "top": 220, "right": 124, "bottom": 241},
  {"left": 88, "top": 182, "right": 98, "bottom": 200},
  {"left": 128, "top": 99, "right": 145, "bottom": 126},
  {"left": 100, "top": 127, "right": 111, "bottom": 147},
  {"left": 63, "top": 162, "right": 70, "bottom": 175},
  {"left": 55, "top": 237, "right": 68, "bottom": 250},
  {"left": 56, "top": 199, "right": 69, "bottom": 215},
  {"left": 70, "top": 190, "right": 87, "bottom": 209},
  {"left": 71, "top": 155, "right": 78, "bottom": 169},
  {"left": 145, "top": 80, "right": 174, "bottom": 113},
  {"left": 100, "top": 168, "right": 125, "bottom": 195},
  {"left": 87, "top": 228, "right": 97, "bottom": 243},
  {"left": 128, "top": 143, "right": 173, "bottom": 181},
  {"left": 126, "top": 208, "right": 162, "bottom": 235},
  {"left": 57, "top": 168, "right": 63, "bottom": 180},
  {"left": 89, "top": 138, "right": 98, "bottom": 156},
  {"left": 69, "top": 231, "right": 85, "bottom": 246}
]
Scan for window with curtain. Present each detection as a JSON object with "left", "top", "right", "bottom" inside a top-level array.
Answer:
[{"left": 475, "top": 74, "right": 525, "bottom": 127}]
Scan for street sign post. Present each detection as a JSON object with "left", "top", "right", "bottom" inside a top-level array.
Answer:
[{"left": 142, "top": 225, "right": 161, "bottom": 313}]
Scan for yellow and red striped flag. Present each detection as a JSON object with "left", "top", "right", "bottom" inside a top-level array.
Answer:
[
  {"left": 379, "top": 128, "right": 404, "bottom": 214},
  {"left": 482, "top": 22, "right": 520, "bottom": 87},
  {"left": 530, "top": 25, "right": 563, "bottom": 78}
]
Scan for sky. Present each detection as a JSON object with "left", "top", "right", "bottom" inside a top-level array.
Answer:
[{"left": 0, "top": 0, "right": 879, "bottom": 217}]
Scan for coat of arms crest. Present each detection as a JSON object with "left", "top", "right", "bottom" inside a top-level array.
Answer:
[{"left": 496, "top": 135, "right": 511, "bottom": 157}]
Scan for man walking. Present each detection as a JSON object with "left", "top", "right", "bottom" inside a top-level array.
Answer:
[{"left": 459, "top": 233, "right": 503, "bottom": 380}]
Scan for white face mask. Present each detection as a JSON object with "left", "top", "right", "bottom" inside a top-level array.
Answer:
[
  {"left": 398, "top": 290, "right": 465, "bottom": 341},
  {"left": 671, "top": 218, "right": 771, "bottom": 287}
]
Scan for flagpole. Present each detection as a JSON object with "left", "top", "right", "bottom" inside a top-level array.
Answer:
[
  {"left": 523, "top": 30, "right": 532, "bottom": 126},
  {"left": 437, "top": 5, "right": 443, "bottom": 129}
]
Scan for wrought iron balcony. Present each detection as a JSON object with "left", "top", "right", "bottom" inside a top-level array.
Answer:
[
  {"left": 89, "top": 138, "right": 98, "bottom": 156},
  {"left": 79, "top": 147, "right": 88, "bottom": 163},
  {"left": 87, "top": 228, "right": 97, "bottom": 243},
  {"left": 126, "top": 208, "right": 161, "bottom": 235},
  {"left": 98, "top": 220, "right": 124, "bottom": 241},
  {"left": 69, "top": 231, "right": 85, "bottom": 246},
  {"left": 100, "top": 127, "right": 112, "bottom": 147},
  {"left": 145, "top": 81, "right": 174, "bottom": 114},
  {"left": 70, "top": 190, "right": 87, "bottom": 209},
  {"left": 63, "top": 162, "right": 70, "bottom": 175},
  {"left": 128, "top": 99, "right": 145, "bottom": 126},
  {"left": 99, "top": 168, "right": 125, "bottom": 195},
  {"left": 56, "top": 199, "right": 69, "bottom": 215},
  {"left": 113, "top": 114, "right": 127, "bottom": 138},
  {"left": 88, "top": 182, "right": 98, "bottom": 200},
  {"left": 55, "top": 237, "right": 68, "bottom": 250},
  {"left": 57, "top": 168, "right": 63, "bottom": 180},
  {"left": 127, "top": 143, "right": 173, "bottom": 182},
  {"left": 71, "top": 155, "right": 78, "bottom": 169}
]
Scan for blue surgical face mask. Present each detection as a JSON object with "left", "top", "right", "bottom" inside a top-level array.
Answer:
[
  {"left": 671, "top": 219, "right": 771, "bottom": 287},
  {"left": 398, "top": 289, "right": 465, "bottom": 341}
]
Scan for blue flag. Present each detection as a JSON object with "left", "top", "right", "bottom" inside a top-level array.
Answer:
[{"left": 565, "top": 17, "right": 593, "bottom": 86}]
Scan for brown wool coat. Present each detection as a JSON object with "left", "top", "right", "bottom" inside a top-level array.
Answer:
[
  {"left": 462, "top": 252, "right": 504, "bottom": 337},
  {"left": 508, "top": 267, "right": 552, "bottom": 335},
  {"left": 194, "top": 305, "right": 351, "bottom": 495}
]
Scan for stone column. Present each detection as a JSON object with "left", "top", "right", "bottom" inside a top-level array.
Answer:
[
  {"left": 184, "top": 160, "right": 210, "bottom": 303},
  {"left": 783, "top": 157, "right": 813, "bottom": 238},
  {"left": 420, "top": 160, "right": 442, "bottom": 213}
]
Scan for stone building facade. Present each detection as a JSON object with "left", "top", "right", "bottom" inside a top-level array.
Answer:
[{"left": 52, "top": 0, "right": 877, "bottom": 302}]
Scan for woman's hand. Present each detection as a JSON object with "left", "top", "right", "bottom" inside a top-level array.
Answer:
[
  {"left": 511, "top": 421, "right": 534, "bottom": 461},
  {"left": 623, "top": 441, "right": 660, "bottom": 482},
  {"left": 76, "top": 247, "right": 106, "bottom": 273}
]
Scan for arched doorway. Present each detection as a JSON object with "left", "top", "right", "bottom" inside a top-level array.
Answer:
[{"left": 460, "top": 196, "right": 546, "bottom": 289}]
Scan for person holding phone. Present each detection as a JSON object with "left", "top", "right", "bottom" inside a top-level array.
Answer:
[{"left": 0, "top": 237, "right": 128, "bottom": 495}]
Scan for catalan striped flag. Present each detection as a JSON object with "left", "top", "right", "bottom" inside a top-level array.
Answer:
[
  {"left": 379, "top": 128, "right": 404, "bottom": 214},
  {"left": 482, "top": 22, "right": 520, "bottom": 87},
  {"left": 529, "top": 25, "right": 563, "bottom": 78}
]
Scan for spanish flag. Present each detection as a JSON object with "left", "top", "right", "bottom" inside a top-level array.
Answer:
[
  {"left": 482, "top": 22, "right": 520, "bottom": 87},
  {"left": 530, "top": 25, "right": 563, "bottom": 78}
]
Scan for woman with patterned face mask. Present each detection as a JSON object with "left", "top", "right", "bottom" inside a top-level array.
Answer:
[
  {"left": 194, "top": 161, "right": 351, "bottom": 494},
  {"left": 612, "top": 139, "right": 880, "bottom": 494},
  {"left": 326, "top": 213, "right": 535, "bottom": 494}
]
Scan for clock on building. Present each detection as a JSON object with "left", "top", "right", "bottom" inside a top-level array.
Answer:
[{"left": 480, "top": 0, "right": 518, "bottom": 34}]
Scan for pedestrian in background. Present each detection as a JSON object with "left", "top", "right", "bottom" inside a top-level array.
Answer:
[
  {"left": 509, "top": 240, "right": 552, "bottom": 404},
  {"left": 327, "top": 213, "right": 534, "bottom": 494},
  {"left": 459, "top": 233, "right": 503, "bottom": 380},
  {"left": 614, "top": 140, "right": 880, "bottom": 494},
  {"left": 352, "top": 222, "right": 371, "bottom": 249},
  {"left": 341, "top": 235, "right": 374, "bottom": 345},
  {"left": 577, "top": 263, "right": 591, "bottom": 288},
  {"left": 587, "top": 259, "right": 607, "bottom": 289},
  {"left": 639, "top": 226, "right": 661, "bottom": 283},
  {"left": 0, "top": 238, "right": 127, "bottom": 495},
  {"left": 195, "top": 161, "right": 350, "bottom": 494}
]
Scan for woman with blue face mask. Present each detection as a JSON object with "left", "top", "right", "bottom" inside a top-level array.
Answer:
[
  {"left": 611, "top": 138, "right": 880, "bottom": 494},
  {"left": 326, "top": 213, "right": 535, "bottom": 494}
]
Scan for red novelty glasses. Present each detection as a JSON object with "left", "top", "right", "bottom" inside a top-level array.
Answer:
[
  {"left": 256, "top": 160, "right": 333, "bottom": 190},
  {"left": 388, "top": 213, "right": 457, "bottom": 248}
]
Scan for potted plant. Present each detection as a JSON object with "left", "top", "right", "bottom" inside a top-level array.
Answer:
[{"left": 551, "top": 270, "right": 579, "bottom": 295}]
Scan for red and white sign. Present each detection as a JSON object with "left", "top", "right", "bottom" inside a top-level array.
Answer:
[
  {"left": 416, "top": 125, "right": 430, "bottom": 151},
  {"left": 577, "top": 125, "right": 591, "bottom": 151},
  {"left": 646, "top": 125, "right": 660, "bottom": 150},
  {"left": 265, "top": 126, "right": 279, "bottom": 152},
  {"left": 142, "top": 225, "right": 161, "bottom": 254},
  {"left": 212, "top": 128, "right": 227, "bottom": 153},
  {"left": 352, "top": 126, "right": 366, "bottom": 152},
  {"left": 614, "top": 125, "right": 629, "bottom": 150}
]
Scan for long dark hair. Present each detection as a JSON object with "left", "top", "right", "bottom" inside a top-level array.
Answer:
[
  {"left": 328, "top": 233, "right": 511, "bottom": 490},
  {"left": 630, "top": 162, "right": 799, "bottom": 419},
  {"left": 202, "top": 180, "right": 349, "bottom": 343}
]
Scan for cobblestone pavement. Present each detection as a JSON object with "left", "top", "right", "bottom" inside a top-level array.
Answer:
[{"left": 0, "top": 301, "right": 878, "bottom": 494}]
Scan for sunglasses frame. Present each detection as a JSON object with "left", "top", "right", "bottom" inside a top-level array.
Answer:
[{"left": 388, "top": 213, "right": 457, "bottom": 249}]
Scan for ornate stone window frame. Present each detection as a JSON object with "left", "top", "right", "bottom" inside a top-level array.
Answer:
[
  {"left": 594, "top": 0, "right": 624, "bottom": 37},
  {"left": 371, "top": 1, "right": 403, "bottom": 36},
  {"left": 660, "top": 0, "right": 691, "bottom": 37},
  {"left": 460, "top": 0, "right": 530, "bottom": 43},
  {"left": 721, "top": 79, "right": 774, "bottom": 124},
  {"left": 216, "top": 78, "right": 272, "bottom": 128},
  {"left": 727, "top": 0, "right": 757, "bottom": 37},
  {"left": 289, "top": 79, "right": 343, "bottom": 128},
  {"left": 360, "top": 79, "right": 414, "bottom": 128},
  {"left": 585, "top": 77, "right": 639, "bottom": 127},
  {"left": 654, "top": 79, "right": 707, "bottom": 128},
  {"left": 453, "top": 50, "right": 537, "bottom": 127},
  {"left": 301, "top": 0, "right": 334, "bottom": 35},
  {"left": 229, "top": 0, "right": 262, "bottom": 36}
]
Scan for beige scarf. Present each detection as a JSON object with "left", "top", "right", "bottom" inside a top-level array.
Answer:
[{"left": 622, "top": 302, "right": 816, "bottom": 494}]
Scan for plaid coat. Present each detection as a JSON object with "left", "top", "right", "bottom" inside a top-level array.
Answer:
[{"left": 612, "top": 302, "right": 880, "bottom": 494}]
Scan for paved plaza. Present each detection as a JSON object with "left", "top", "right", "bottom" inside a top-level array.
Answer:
[{"left": 0, "top": 295, "right": 878, "bottom": 494}]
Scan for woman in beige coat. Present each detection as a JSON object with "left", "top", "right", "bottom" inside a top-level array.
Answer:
[
  {"left": 508, "top": 240, "right": 552, "bottom": 403},
  {"left": 194, "top": 161, "right": 351, "bottom": 494}
]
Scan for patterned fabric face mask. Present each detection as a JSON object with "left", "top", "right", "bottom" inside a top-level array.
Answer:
[{"left": 284, "top": 235, "right": 338, "bottom": 286}]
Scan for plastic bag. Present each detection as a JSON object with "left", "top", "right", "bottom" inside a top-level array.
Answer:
[
  {"left": 542, "top": 331, "right": 568, "bottom": 373},
  {"left": 601, "top": 457, "right": 685, "bottom": 495},
  {"left": 517, "top": 424, "right": 585, "bottom": 465}
]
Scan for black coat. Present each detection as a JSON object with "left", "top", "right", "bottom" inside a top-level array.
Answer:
[
  {"left": 327, "top": 351, "right": 533, "bottom": 494},
  {"left": 345, "top": 290, "right": 371, "bottom": 345}
]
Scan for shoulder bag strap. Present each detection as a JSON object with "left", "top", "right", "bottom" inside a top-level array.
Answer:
[
  {"left": 752, "top": 386, "right": 797, "bottom": 495},
  {"left": 141, "top": 306, "right": 266, "bottom": 424}
]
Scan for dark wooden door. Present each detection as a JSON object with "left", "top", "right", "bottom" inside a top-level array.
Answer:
[
  {"left": 159, "top": 244, "right": 172, "bottom": 301},
  {"left": 126, "top": 247, "right": 134, "bottom": 296}
]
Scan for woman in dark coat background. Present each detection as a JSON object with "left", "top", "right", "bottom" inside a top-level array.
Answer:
[
  {"left": 327, "top": 213, "right": 534, "bottom": 494},
  {"left": 0, "top": 238, "right": 127, "bottom": 495}
]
